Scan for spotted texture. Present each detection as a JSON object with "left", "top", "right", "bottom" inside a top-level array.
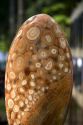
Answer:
[{"left": 5, "top": 14, "right": 73, "bottom": 125}]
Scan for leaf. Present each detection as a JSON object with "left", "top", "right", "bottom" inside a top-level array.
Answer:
[
  {"left": 43, "top": 3, "right": 65, "bottom": 13},
  {"left": 53, "top": 15, "right": 71, "bottom": 25}
]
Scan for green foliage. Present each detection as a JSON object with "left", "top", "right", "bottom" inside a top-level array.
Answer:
[
  {"left": 43, "top": 3, "right": 65, "bottom": 13},
  {"left": 42, "top": 2, "right": 72, "bottom": 26},
  {"left": 0, "top": 98, "right": 6, "bottom": 120},
  {"left": 0, "top": 0, "right": 81, "bottom": 48},
  {"left": 0, "top": 99, "right": 5, "bottom": 112},
  {"left": 0, "top": 39, "right": 10, "bottom": 52},
  {"left": 26, "top": 1, "right": 73, "bottom": 27},
  {"left": 53, "top": 15, "right": 71, "bottom": 25}
]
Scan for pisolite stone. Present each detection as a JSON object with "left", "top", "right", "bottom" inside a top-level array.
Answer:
[{"left": 5, "top": 14, "right": 73, "bottom": 125}]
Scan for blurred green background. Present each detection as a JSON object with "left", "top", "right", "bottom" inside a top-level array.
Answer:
[{"left": 0, "top": 0, "right": 81, "bottom": 52}]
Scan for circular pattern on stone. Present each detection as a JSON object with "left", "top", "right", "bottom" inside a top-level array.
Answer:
[
  {"left": 5, "top": 14, "right": 73, "bottom": 125},
  {"left": 27, "top": 26, "right": 40, "bottom": 40},
  {"left": 8, "top": 99, "right": 14, "bottom": 109},
  {"left": 13, "top": 56, "right": 25, "bottom": 71}
]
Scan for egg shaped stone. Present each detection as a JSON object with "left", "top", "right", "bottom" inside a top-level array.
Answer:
[{"left": 5, "top": 14, "right": 73, "bottom": 125}]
